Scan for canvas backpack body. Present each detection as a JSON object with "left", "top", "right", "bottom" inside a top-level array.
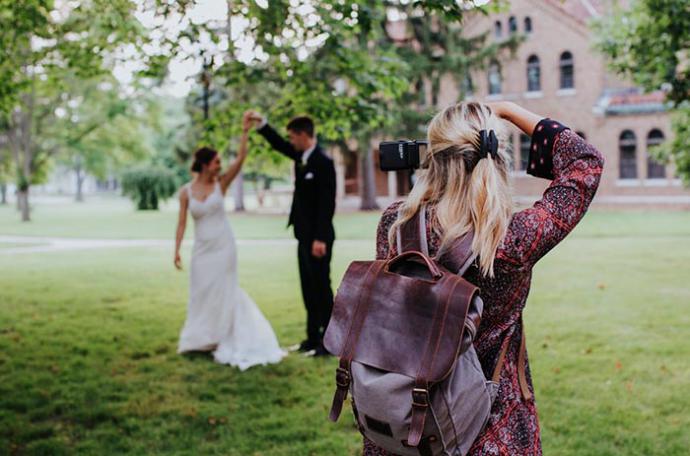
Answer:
[{"left": 324, "top": 206, "right": 515, "bottom": 456}]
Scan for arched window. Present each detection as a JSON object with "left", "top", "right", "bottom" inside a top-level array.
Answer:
[
  {"left": 488, "top": 60, "right": 502, "bottom": 95},
  {"left": 619, "top": 130, "right": 637, "bottom": 179},
  {"left": 646, "top": 129, "right": 666, "bottom": 178},
  {"left": 524, "top": 17, "right": 532, "bottom": 34},
  {"left": 576, "top": 131, "right": 586, "bottom": 139},
  {"left": 508, "top": 16, "right": 517, "bottom": 34},
  {"left": 527, "top": 55, "right": 540, "bottom": 92},
  {"left": 494, "top": 21, "right": 502, "bottom": 39},
  {"left": 559, "top": 51, "right": 574, "bottom": 89},
  {"left": 519, "top": 134, "right": 531, "bottom": 171}
]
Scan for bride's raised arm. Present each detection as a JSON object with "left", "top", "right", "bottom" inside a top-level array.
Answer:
[{"left": 219, "top": 117, "right": 250, "bottom": 194}]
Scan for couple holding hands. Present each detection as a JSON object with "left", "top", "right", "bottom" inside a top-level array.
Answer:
[{"left": 173, "top": 110, "right": 336, "bottom": 369}]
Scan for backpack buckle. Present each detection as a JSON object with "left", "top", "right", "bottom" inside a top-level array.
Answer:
[
  {"left": 412, "top": 388, "right": 429, "bottom": 407},
  {"left": 336, "top": 367, "right": 350, "bottom": 388}
]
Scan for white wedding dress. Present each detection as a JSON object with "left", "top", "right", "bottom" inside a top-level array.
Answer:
[{"left": 177, "top": 181, "right": 285, "bottom": 370}]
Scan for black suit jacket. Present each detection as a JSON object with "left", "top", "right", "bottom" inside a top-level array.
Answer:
[{"left": 258, "top": 123, "right": 336, "bottom": 243}]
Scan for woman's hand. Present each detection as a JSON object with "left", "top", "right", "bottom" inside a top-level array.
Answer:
[
  {"left": 485, "top": 101, "right": 514, "bottom": 120},
  {"left": 486, "top": 101, "right": 542, "bottom": 137},
  {"left": 242, "top": 111, "right": 252, "bottom": 133},
  {"left": 174, "top": 251, "right": 182, "bottom": 270}
]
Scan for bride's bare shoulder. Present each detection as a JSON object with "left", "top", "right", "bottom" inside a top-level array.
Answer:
[{"left": 179, "top": 182, "right": 191, "bottom": 200}]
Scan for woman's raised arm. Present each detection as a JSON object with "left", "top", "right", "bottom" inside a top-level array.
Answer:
[
  {"left": 219, "top": 119, "right": 250, "bottom": 194},
  {"left": 493, "top": 102, "right": 605, "bottom": 268}
]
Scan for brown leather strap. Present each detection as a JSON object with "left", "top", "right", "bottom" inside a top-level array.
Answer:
[
  {"left": 517, "top": 323, "right": 532, "bottom": 401},
  {"left": 398, "top": 206, "right": 425, "bottom": 254},
  {"left": 491, "top": 333, "right": 512, "bottom": 383},
  {"left": 329, "top": 261, "right": 385, "bottom": 422},
  {"left": 407, "top": 279, "right": 462, "bottom": 446},
  {"left": 409, "top": 378, "right": 430, "bottom": 448},
  {"left": 491, "top": 321, "right": 532, "bottom": 401},
  {"left": 438, "top": 231, "right": 476, "bottom": 275}
]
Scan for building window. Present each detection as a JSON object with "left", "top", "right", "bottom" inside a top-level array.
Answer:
[
  {"left": 488, "top": 60, "right": 502, "bottom": 95},
  {"left": 646, "top": 129, "right": 666, "bottom": 178},
  {"left": 527, "top": 55, "right": 540, "bottom": 92},
  {"left": 619, "top": 130, "right": 637, "bottom": 179},
  {"left": 494, "top": 21, "right": 502, "bottom": 39},
  {"left": 559, "top": 51, "right": 575, "bottom": 89},
  {"left": 576, "top": 131, "right": 586, "bottom": 139},
  {"left": 460, "top": 73, "right": 474, "bottom": 97},
  {"left": 509, "top": 134, "right": 515, "bottom": 170},
  {"left": 524, "top": 17, "right": 532, "bottom": 34},
  {"left": 508, "top": 16, "right": 517, "bottom": 35},
  {"left": 519, "top": 134, "right": 530, "bottom": 171}
]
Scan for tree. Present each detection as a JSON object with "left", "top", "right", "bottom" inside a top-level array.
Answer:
[
  {"left": 591, "top": 0, "right": 690, "bottom": 185},
  {"left": 0, "top": 0, "right": 147, "bottom": 220},
  {"left": 52, "top": 77, "right": 153, "bottom": 201},
  {"left": 216, "top": 0, "right": 513, "bottom": 209},
  {"left": 0, "top": 131, "right": 11, "bottom": 204},
  {"left": 0, "top": 0, "right": 191, "bottom": 221}
]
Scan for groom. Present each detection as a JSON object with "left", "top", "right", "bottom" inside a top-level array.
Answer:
[{"left": 246, "top": 111, "right": 336, "bottom": 357}]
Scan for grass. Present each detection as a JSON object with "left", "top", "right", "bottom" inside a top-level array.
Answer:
[
  {"left": 1, "top": 200, "right": 689, "bottom": 455},
  {"left": 0, "top": 197, "right": 381, "bottom": 241}
]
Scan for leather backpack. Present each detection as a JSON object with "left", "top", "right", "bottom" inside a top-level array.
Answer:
[{"left": 324, "top": 205, "right": 516, "bottom": 456}]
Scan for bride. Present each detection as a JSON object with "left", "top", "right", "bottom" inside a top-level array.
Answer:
[{"left": 173, "top": 113, "right": 285, "bottom": 370}]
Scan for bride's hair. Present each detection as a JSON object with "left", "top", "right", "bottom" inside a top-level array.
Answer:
[
  {"left": 191, "top": 147, "right": 218, "bottom": 173},
  {"left": 388, "top": 102, "right": 514, "bottom": 277}
]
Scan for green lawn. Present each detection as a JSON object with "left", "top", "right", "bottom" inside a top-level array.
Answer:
[
  {"left": 0, "top": 197, "right": 381, "bottom": 240},
  {"left": 1, "top": 203, "right": 689, "bottom": 455}
]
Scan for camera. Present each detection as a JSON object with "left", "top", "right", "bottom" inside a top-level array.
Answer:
[{"left": 378, "top": 140, "right": 429, "bottom": 171}]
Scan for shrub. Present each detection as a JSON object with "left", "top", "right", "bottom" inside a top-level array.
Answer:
[{"left": 121, "top": 166, "right": 178, "bottom": 210}]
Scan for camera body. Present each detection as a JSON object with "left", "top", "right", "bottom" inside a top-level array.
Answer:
[{"left": 378, "top": 140, "right": 428, "bottom": 171}]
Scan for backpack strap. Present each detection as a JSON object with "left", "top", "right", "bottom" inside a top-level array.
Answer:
[
  {"left": 518, "top": 321, "right": 532, "bottom": 401},
  {"left": 491, "top": 317, "right": 532, "bottom": 401},
  {"left": 328, "top": 261, "right": 387, "bottom": 422},
  {"left": 396, "top": 205, "right": 429, "bottom": 255},
  {"left": 407, "top": 276, "right": 470, "bottom": 446},
  {"left": 397, "top": 205, "right": 477, "bottom": 275},
  {"left": 438, "top": 231, "right": 476, "bottom": 275}
]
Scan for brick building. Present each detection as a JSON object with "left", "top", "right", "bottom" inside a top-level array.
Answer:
[{"left": 335, "top": 0, "right": 690, "bottom": 209}]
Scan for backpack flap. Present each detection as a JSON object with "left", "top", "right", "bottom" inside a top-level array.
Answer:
[{"left": 325, "top": 253, "right": 477, "bottom": 382}]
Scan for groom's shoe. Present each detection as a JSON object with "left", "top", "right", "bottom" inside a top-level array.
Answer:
[
  {"left": 289, "top": 340, "right": 317, "bottom": 353},
  {"left": 313, "top": 344, "right": 332, "bottom": 357}
]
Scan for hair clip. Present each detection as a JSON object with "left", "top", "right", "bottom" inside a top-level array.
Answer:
[{"left": 478, "top": 130, "right": 499, "bottom": 160}]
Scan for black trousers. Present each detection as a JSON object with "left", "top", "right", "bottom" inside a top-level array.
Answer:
[{"left": 297, "top": 239, "right": 334, "bottom": 346}]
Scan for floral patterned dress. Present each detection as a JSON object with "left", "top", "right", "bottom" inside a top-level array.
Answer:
[{"left": 362, "top": 119, "right": 605, "bottom": 455}]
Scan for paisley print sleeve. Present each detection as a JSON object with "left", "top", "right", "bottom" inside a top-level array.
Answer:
[
  {"left": 499, "top": 119, "right": 605, "bottom": 268},
  {"left": 375, "top": 201, "right": 403, "bottom": 260}
]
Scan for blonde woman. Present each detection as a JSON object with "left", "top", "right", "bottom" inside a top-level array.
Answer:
[{"left": 364, "top": 101, "right": 604, "bottom": 455}]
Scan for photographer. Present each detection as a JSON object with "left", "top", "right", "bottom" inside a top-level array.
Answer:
[{"left": 364, "top": 101, "right": 604, "bottom": 455}]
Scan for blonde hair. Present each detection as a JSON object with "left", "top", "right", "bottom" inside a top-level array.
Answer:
[{"left": 389, "top": 101, "right": 513, "bottom": 277}]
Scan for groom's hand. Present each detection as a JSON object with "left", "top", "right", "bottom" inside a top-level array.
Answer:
[
  {"left": 243, "top": 110, "right": 265, "bottom": 129},
  {"left": 311, "top": 240, "right": 327, "bottom": 258}
]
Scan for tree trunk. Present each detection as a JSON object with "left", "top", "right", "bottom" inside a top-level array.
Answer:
[
  {"left": 0, "top": 183, "right": 7, "bottom": 205},
  {"left": 18, "top": 187, "right": 30, "bottom": 221},
  {"left": 232, "top": 171, "right": 245, "bottom": 212},
  {"left": 75, "top": 165, "right": 85, "bottom": 202},
  {"left": 359, "top": 142, "right": 379, "bottom": 211}
]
